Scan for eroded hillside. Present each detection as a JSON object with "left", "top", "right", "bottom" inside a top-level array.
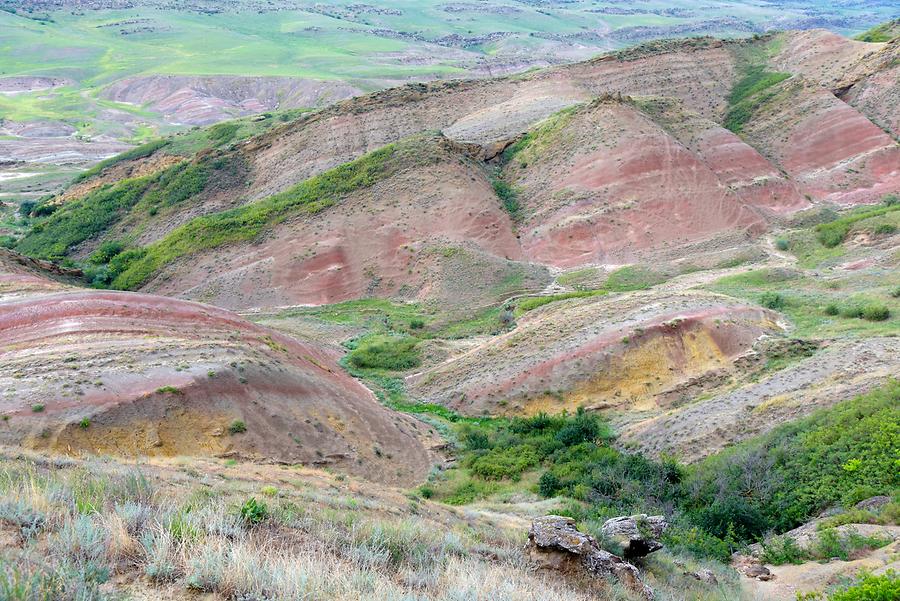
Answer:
[{"left": 1, "top": 22, "right": 899, "bottom": 601}]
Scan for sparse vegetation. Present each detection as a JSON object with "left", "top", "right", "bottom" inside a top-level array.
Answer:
[
  {"left": 228, "top": 420, "right": 246, "bottom": 435},
  {"left": 0, "top": 455, "right": 730, "bottom": 601},
  {"left": 762, "top": 528, "right": 891, "bottom": 565},
  {"left": 72, "top": 139, "right": 168, "bottom": 184}
]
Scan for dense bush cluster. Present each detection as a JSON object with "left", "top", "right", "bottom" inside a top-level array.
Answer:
[
  {"left": 17, "top": 156, "right": 224, "bottom": 263},
  {"left": 438, "top": 382, "right": 899, "bottom": 561},
  {"left": 110, "top": 141, "right": 403, "bottom": 290},
  {"left": 724, "top": 66, "right": 791, "bottom": 133},
  {"left": 682, "top": 381, "right": 899, "bottom": 541},
  {"left": 347, "top": 335, "right": 421, "bottom": 370}
]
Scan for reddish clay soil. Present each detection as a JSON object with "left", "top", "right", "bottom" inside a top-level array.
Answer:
[
  {"left": 407, "top": 291, "right": 779, "bottom": 417},
  {"left": 142, "top": 135, "right": 548, "bottom": 310},
  {"left": 45, "top": 31, "right": 900, "bottom": 306},
  {"left": 240, "top": 40, "right": 738, "bottom": 204},
  {"left": 508, "top": 100, "right": 767, "bottom": 267},
  {"left": 0, "top": 262, "right": 436, "bottom": 485},
  {"left": 769, "top": 30, "right": 899, "bottom": 137},
  {"left": 740, "top": 78, "right": 900, "bottom": 205}
]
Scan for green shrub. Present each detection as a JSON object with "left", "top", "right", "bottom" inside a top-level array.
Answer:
[
  {"left": 883, "top": 193, "right": 899, "bottom": 206},
  {"left": 470, "top": 445, "right": 539, "bottom": 480},
  {"left": 207, "top": 121, "right": 241, "bottom": 145},
  {"left": 873, "top": 223, "right": 896, "bottom": 235},
  {"left": 347, "top": 335, "right": 421, "bottom": 370},
  {"left": 761, "top": 535, "right": 806, "bottom": 565},
  {"left": 816, "top": 222, "right": 850, "bottom": 247},
  {"left": 111, "top": 141, "right": 405, "bottom": 290},
  {"left": 31, "top": 404, "right": 44, "bottom": 413},
  {"left": 724, "top": 66, "right": 791, "bottom": 133},
  {"left": 16, "top": 177, "right": 154, "bottom": 259},
  {"left": 840, "top": 305, "right": 864, "bottom": 318},
  {"left": 228, "top": 420, "right": 246, "bottom": 434},
  {"left": 88, "top": 241, "right": 125, "bottom": 265},
  {"left": 684, "top": 381, "right": 900, "bottom": 540},
  {"left": 861, "top": 305, "right": 890, "bottom": 321},
  {"left": 812, "top": 528, "right": 846, "bottom": 561},
  {"left": 814, "top": 203, "right": 900, "bottom": 248},
  {"left": 79, "top": 418, "right": 90, "bottom": 429},
  {"left": 775, "top": 238, "right": 790, "bottom": 251},
  {"left": 824, "top": 303, "right": 840, "bottom": 316},
  {"left": 828, "top": 570, "right": 900, "bottom": 601},
  {"left": 661, "top": 525, "right": 734, "bottom": 563},
  {"left": 538, "top": 471, "right": 562, "bottom": 498},
  {"left": 492, "top": 179, "right": 521, "bottom": 219},
  {"left": 239, "top": 497, "right": 268, "bottom": 525},
  {"left": 760, "top": 291, "right": 785, "bottom": 309}
]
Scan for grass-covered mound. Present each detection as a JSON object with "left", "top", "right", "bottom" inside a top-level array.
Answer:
[{"left": 854, "top": 19, "right": 900, "bottom": 43}]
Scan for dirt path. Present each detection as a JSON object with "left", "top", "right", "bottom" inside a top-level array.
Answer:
[{"left": 742, "top": 539, "right": 900, "bottom": 600}]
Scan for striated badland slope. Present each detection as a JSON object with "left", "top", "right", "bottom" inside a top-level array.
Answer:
[
  {"left": 14, "top": 29, "right": 900, "bottom": 309},
  {"left": 0, "top": 250, "right": 435, "bottom": 485}
]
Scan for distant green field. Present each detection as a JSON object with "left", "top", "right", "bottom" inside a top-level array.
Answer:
[{"left": 0, "top": 0, "right": 895, "bottom": 147}]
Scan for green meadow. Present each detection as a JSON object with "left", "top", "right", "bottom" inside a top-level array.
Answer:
[{"left": 1, "top": 1, "right": 893, "bottom": 143}]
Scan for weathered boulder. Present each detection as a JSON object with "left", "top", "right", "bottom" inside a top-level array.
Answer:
[
  {"left": 600, "top": 514, "right": 668, "bottom": 558},
  {"left": 688, "top": 568, "right": 718, "bottom": 584},
  {"left": 525, "top": 515, "right": 655, "bottom": 600},
  {"left": 855, "top": 495, "right": 892, "bottom": 511}
]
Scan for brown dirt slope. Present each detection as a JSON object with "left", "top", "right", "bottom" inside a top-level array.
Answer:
[
  {"left": 0, "top": 263, "right": 436, "bottom": 486},
  {"left": 620, "top": 336, "right": 900, "bottom": 462},
  {"left": 101, "top": 75, "right": 361, "bottom": 126}
]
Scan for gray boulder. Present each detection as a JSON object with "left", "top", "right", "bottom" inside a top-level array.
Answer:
[
  {"left": 525, "top": 515, "right": 655, "bottom": 600},
  {"left": 600, "top": 514, "right": 668, "bottom": 558}
]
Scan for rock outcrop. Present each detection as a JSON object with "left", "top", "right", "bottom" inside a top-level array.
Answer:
[
  {"left": 600, "top": 514, "right": 668, "bottom": 558},
  {"left": 525, "top": 515, "right": 655, "bottom": 600}
]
